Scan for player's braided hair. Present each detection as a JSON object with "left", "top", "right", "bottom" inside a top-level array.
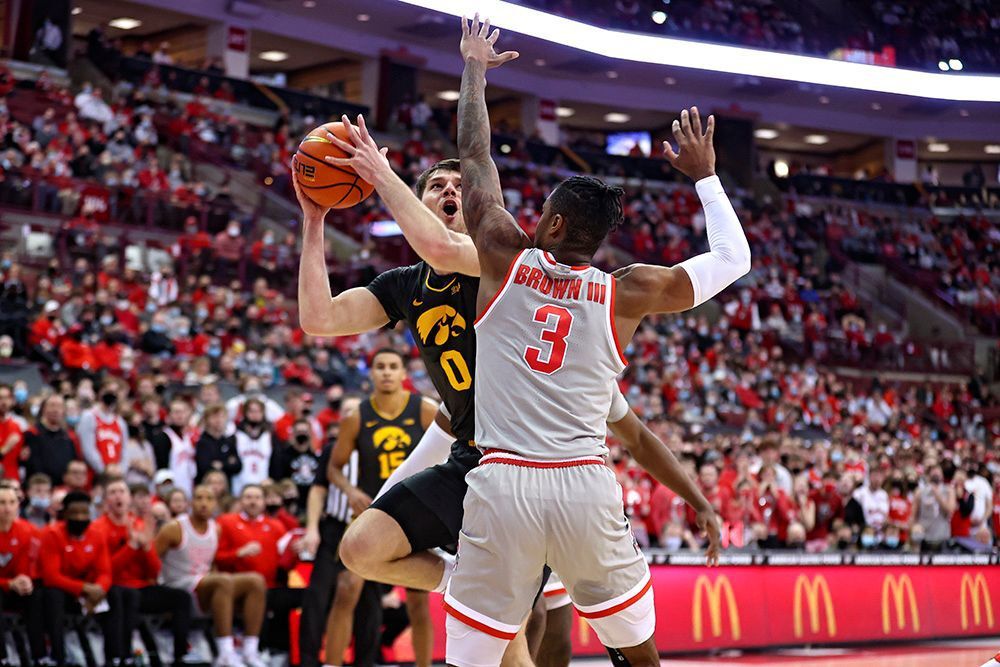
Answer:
[{"left": 549, "top": 175, "right": 625, "bottom": 255}]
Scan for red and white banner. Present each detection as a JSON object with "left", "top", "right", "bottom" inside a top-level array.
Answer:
[{"left": 423, "top": 564, "right": 1000, "bottom": 658}]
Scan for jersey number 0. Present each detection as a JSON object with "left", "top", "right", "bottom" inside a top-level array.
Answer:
[{"left": 523, "top": 305, "right": 573, "bottom": 375}]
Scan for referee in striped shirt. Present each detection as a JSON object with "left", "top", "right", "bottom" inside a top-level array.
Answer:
[{"left": 298, "top": 412, "right": 381, "bottom": 667}]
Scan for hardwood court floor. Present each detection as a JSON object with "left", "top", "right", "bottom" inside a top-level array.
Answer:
[{"left": 567, "top": 639, "right": 1000, "bottom": 666}]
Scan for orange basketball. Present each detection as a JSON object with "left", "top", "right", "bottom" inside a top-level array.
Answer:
[{"left": 292, "top": 122, "right": 375, "bottom": 209}]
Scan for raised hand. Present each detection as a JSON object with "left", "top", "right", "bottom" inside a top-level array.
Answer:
[
  {"left": 322, "top": 114, "right": 392, "bottom": 186},
  {"left": 460, "top": 13, "right": 519, "bottom": 69},
  {"left": 663, "top": 106, "right": 716, "bottom": 182}
]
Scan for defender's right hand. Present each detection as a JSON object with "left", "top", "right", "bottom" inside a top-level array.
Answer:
[{"left": 292, "top": 168, "right": 330, "bottom": 223}]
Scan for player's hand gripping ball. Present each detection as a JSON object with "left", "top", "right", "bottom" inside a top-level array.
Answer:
[{"left": 292, "top": 122, "right": 375, "bottom": 209}]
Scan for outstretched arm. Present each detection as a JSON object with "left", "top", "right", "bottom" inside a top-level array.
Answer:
[
  {"left": 607, "top": 388, "right": 720, "bottom": 566},
  {"left": 295, "top": 177, "right": 390, "bottom": 336},
  {"left": 615, "top": 107, "right": 750, "bottom": 330},
  {"left": 323, "top": 114, "right": 480, "bottom": 276},
  {"left": 457, "top": 15, "right": 529, "bottom": 286}
]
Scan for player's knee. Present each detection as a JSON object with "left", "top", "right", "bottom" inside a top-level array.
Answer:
[
  {"left": 446, "top": 613, "right": 509, "bottom": 667},
  {"left": 583, "top": 587, "right": 655, "bottom": 652},
  {"left": 340, "top": 516, "right": 388, "bottom": 577}
]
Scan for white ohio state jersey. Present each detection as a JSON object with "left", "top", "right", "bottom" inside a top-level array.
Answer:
[{"left": 473, "top": 248, "right": 627, "bottom": 459}]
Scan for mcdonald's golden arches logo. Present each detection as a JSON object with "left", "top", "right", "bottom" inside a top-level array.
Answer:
[
  {"left": 693, "top": 575, "right": 741, "bottom": 641},
  {"left": 793, "top": 575, "right": 837, "bottom": 638},
  {"left": 882, "top": 574, "right": 920, "bottom": 634},
  {"left": 960, "top": 573, "right": 994, "bottom": 630}
]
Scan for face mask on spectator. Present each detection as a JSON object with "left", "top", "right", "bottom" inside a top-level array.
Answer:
[
  {"left": 830, "top": 451, "right": 844, "bottom": 463},
  {"left": 208, "top": 345, "right": 222, "bottom": 358},
  {"left": 664, "top": 536, "right": 682, "bottom": 551},
  {"left": 101, "top": 391, "right": 117, "bottom": 407},
  {"left": 265, "top": 503, "right": 281, "bottom": 516},
  {"left": 66, "top": 414, "right": 80, "bottom": 427},
  {"left": 885, "top": 536, "right": 900, "bottom": 548},
  {"left": 13, "top": 387, "right": 28, "bottom": 403},
  {"left": 860, "top": 534, "right": 876, "bottom": 548},
  {"left": 30, "top": 496, "right": 50, "bottom": 510},
  {"left": 294, "top": 433, "right": 310, "bottom": 446},
  {"left": 67, "top": 518, "right": 90, "bottom": 537},
  {"left": 283, "top": 498, "right": 299, "bottom": 514}
]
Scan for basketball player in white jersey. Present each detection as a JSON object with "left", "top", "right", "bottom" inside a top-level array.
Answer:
[
  {"left": 155, "top": 485, "right": 268, "bottom": 667},
  {"left": 448, "top": 16, "right": 751, "bottom": 666}
]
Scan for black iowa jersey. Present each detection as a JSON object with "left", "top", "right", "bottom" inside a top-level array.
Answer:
[
  {"left": 367, "top": 262, "right": 478, "bottom": 453},
  {"left": 356, "top": 392, "right": 425, "bottom": 498}
]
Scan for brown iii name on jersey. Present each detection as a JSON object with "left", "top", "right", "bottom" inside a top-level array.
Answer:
[{"left": 513, "top": 266, "right": 607, "bottom": 304}]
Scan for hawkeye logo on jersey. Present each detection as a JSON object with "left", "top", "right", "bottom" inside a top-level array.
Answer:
[
  {"left": 373, "top": 426, "right": 412, "bottom": 451},
  {"left": 416, "top": 305, "right": 467, "bottom": 346}
]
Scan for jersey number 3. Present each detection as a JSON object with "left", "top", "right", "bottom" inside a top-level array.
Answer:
[{"left": 523, "top": 305, "right": 573, "bottom": 374}]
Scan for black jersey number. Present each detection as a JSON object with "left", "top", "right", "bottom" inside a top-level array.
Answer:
[{"left": 441, "top": 350, "right": 472, "bottom": 391}]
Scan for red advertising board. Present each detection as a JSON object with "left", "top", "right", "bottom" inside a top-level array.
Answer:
[{"left": 421, "top": 564, "right": 1000, "bottom": 658}]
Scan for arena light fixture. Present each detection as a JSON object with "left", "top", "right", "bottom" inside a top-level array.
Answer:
[
  {"left": 259, "top": 50, "right": 289, "bottom": 62},
  {"left": 818, "top": 95, "right": 830, "bottom": 104},
  {"left": 804, "top": 134, "right": 829, "bottom": 145},
  {"left": 949, "top": 59, "right": 963, "bottom": 71},
  {"left": 984, "top": 145, "right": 1000, "bottom": 154},
  {"left": 606, "top": 70, "right": 619, "bottom": 78},
  {"left": 754, "top": 128, "right": 779, "bottom": 139},
  {"left": 534, "top": 58, "right": 546, "bottom": 66},
  {"left": 108, "top": 17, "right": 142, "bottom": 30},
  {"left": 357, "top": 13, "right": 371, "bottom": 22},
  {"left": 927, "top": 143, "right": 950, "bottom": 152},
  {"left": 72, "top": 7, "right": 83, "bottom": 15},
  {"left": 303, "top": 0, "right": 316, "bottom": 7},
  {"left": 651, "top": 11, "right": 667, "bottom": 25},
  {"left": 437, "top": 90, "right": 461, "bottom": 101},
  {"left": 774, "top": 160, "right": 789, "bottom": 178},
  {"left": 604, "top": 112, "right": 630, "bottom": 123},
  {"left": 664, "top": 76, "right": 676, "bottom": 85},
  {"left": 938, "top": 61, "right": 949, "bottom": 71},
  {"left": 555, "top": 106, "right": 575, "bottom": 117},
  {"left": 393, "top": 0, "right": 1000, "bottom": 101}
]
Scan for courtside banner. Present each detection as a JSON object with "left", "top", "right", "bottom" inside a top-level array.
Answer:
[{"left": 424, "top": 564, "right": 1000, "bottom": 657}]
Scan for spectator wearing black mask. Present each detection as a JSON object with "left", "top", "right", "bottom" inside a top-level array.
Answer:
[
  {"left": 195, "top": 403, "right": 241, "bottom": 484},
  {"left": 40, "top": 490, "right": 125, "bottom": 666},
  {"left": 140, "top": 312, "right": 176, "bottom": 355},
  {"left": 24, "top": 394, "right": 77, "bottom": 483},
  {"left": 269, "top": 417, "right": 322, "bottom": 503}
]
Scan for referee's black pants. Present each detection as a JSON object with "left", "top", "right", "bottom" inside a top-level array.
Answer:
[{"left": 298, "top": 518, "right": 381, "bottom": 667}]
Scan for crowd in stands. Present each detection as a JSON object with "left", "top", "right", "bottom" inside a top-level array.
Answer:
[
  {"left": 515, "top": 0, "right": 1000, "bottom": 73},
  {"left": 0, "top": 63, "right": 998, "bottom": 663}
]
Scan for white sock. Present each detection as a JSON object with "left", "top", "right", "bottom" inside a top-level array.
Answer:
[
  {"left": 217, "top": 636, "right": 235, "bottom": 656},
  {"left": 432, "top": 550, "right": 456, "bottom": 594},
  {"left": 243, "top": 636, "right": 259, "bottom": 656}
]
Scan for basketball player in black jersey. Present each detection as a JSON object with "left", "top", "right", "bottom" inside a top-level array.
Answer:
[
  {"left": 326, "top": 348, "right": 438, "bottom": 667},
  {"left": 296, "top": 117, "right": 720, "bottom": 666}
]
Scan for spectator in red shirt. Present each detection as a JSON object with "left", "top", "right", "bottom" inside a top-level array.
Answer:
[
  {"left": 887, "top": 479, "right": 913, "bottom": 542},
  {"left": 687, "top": 462, "right": 733, "bottom": 529},
  {"left": 216, "top": 484, "right": 301, "bottom": 655},
  {"left": 0, "top": 484, "right": 44, "bottom": 662},
  {"left": 951, "top": 469, "right": 975, "bottom": 538},
  {"left": 0, "top": 384, "right": 24, "bottom": 480},
  {"left": 93, "top": 478, "right": 193, "bottom": 665},
  {"left": 41, "top": 490, "right": 128, "bottom": 666},
  {"left": 273, "top": 388, "right": 322, "bottom": 445}
]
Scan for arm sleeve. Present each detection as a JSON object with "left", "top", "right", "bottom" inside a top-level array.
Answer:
[
  {"left": 607, "top": 383, "right": 629, "bottom": 423},
  {"left": 676, "top": 175, "right": 752, "bottom": 308},
  {"left": 365, "top": 267, "right": 408, "bottom": 325},
  {"left": 76, "top": 411, "right": 104, "bottom": 473}
]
